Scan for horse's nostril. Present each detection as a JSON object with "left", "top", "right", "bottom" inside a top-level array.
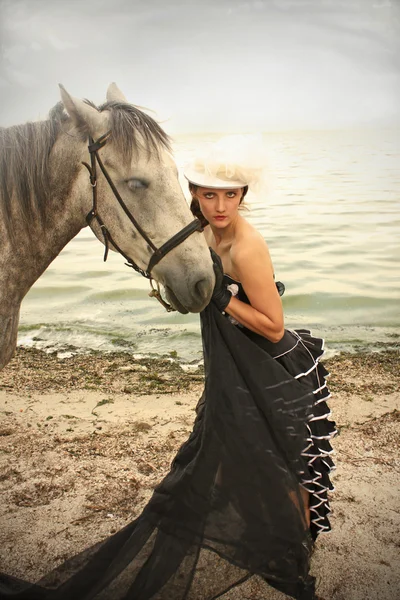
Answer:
[{"left": 195, "top": 277, "right": 212, "bottom": 302}]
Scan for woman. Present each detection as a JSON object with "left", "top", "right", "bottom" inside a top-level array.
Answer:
[
  {"left": 183, "top": 142, "right": 336, "bottom": 597},
  {"left": 0, "top": 141, "right": 334, "bottom": 600}
]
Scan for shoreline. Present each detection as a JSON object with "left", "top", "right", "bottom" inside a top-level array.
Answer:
[
  {"left": 0, "top": 346, "right": 205, "bottom": 395},
  {"left": 1, "top": 347, "right": 399, "bottom": 599}
]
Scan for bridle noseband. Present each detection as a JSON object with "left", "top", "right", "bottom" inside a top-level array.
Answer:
[{"left": 82, "top": 131, "right": 203, "bottom": 312}]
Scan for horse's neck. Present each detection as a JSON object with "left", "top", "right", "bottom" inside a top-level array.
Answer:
[
  {"left": 0, "top": 136, "right": 90, "bottom": 370},
  {"left": 0, "top": 309, "right": 21, "bottom": 370},
  {"left": 1, "top": 137, "right": 90, "bottom": 303}
]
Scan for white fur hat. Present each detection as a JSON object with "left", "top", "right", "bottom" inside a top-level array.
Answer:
[{"left": 183, "top": 134, "right": 267, "bottom": 191}]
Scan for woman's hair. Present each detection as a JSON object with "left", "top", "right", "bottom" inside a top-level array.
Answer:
[{"left": 189, "top": 183, "right": 248, "bottom": 228}]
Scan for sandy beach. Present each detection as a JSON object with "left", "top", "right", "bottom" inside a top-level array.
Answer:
[{"left": 0, "top": 347, "right": 399, "bottom": 600}]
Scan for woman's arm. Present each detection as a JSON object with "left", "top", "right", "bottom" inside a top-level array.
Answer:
[{"left": 224, "top": 236, "right": 284, "bottom": 343}]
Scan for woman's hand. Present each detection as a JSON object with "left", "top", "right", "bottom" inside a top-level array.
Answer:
[{"left": 210, "top": 248, "right": 232, "bottom": 312}]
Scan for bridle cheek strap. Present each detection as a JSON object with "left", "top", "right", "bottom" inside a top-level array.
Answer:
[
  {"left": 146, "top": 219, "right": 203, "bottom": 274},
  {"left": 82, "top": 133, "right": 203, "bottom": 311}
]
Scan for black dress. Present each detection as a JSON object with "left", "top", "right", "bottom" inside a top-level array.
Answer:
[
  {"left": 222, "top": 274, "right": 336, "bottom": 541},
  {"left": 0, "top": 277, "right": 336, "bottom": 600}
]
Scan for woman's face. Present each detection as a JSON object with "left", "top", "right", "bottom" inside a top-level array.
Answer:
[{"left": 193, "top": 187, "right": 243, "bottom": 228}]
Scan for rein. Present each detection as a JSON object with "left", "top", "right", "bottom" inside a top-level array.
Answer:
[{"left": 82, "top": 131, "right": 203, "bottom": 312}]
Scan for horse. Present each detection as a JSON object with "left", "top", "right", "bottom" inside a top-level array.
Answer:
[{"left": 0, "top": 83, "right": 214, "bottom": 371}]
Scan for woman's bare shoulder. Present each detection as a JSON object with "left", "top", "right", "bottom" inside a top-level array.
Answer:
[
  {"left": 230, "top": 220, "right": 275, "bottom": 282},
  {"left": 232, "top": 218, "right": 270, "bottom": 260}
]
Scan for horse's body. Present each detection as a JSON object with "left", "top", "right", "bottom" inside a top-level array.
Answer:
[{"left": 0, "top": 84, "right": 214, "bottom": 370}]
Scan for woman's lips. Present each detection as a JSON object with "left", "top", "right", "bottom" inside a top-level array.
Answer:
[{"left": 214, "top": 216, "right": 226, "bottom": 221}]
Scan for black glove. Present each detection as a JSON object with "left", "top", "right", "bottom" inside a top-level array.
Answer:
[
  {"left": 210, "top": 248, "right": 232, "bottom": 312},
  {"left": 275, "top": 280, "right": 285, "bottom": 297}
]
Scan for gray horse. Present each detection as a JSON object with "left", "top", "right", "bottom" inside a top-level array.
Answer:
[{"left": 0, "top": 83, "right": 214, "bottom": 370}]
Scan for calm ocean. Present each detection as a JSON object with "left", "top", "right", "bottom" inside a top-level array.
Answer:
[{"left": 18, "top": 128, "right": 400, "bottom": 363}]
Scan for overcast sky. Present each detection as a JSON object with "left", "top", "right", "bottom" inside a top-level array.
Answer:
[{"left": 0, "top": 0, "right": 399, "bottom": 133}]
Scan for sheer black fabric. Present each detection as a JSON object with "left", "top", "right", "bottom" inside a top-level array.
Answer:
[
  {"left": 0, "top": 299, "right": 335, "bottom": 600},
  {"left": 224, "top": 275, "right": 336, "bottom": 539}
]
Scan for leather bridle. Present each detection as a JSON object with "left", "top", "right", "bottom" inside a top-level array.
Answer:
[{"left": 82, "top": 131, "right": 203, "bottom": 311}]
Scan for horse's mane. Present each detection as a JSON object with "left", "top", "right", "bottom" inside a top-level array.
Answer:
[
  {"left": 0, "top": 100, "right": 171, "bottom": 240},
  {"left": 94, "top": 99, "right": 171, "bottom": 160}
]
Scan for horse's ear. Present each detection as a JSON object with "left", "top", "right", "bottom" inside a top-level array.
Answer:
[
  {"left": 59, "top": 84, "right": 106, "bottom": 136},
  {"left": 106, "top": 82, "right": 127, "bottom": 103}
]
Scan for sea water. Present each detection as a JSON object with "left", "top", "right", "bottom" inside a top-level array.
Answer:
[{"left": 18, "top": 128, "right": 400, "bottom": 362}]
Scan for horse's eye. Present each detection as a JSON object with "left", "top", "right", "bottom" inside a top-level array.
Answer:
[{"left": 127, "top": 178, "right": 148, "bottom": 190}]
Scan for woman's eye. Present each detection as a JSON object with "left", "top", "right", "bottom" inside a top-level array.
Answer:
[
  {"left": 127, "top": 178, "right": 148, "bottom": 190},
  {"left": 227, "top": 192, "right": 236, "bottom": 198},
  {"left": 204, "top": 193, "right": 214, "bottom": 199}
]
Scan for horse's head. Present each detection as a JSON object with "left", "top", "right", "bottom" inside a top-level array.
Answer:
[{"left": 59, "top": 84, "right": 214, "bottom": 314}]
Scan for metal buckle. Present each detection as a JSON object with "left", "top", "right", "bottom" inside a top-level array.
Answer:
[{"left": 148, "top": 279, "right": 175, "bottom": 312}]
